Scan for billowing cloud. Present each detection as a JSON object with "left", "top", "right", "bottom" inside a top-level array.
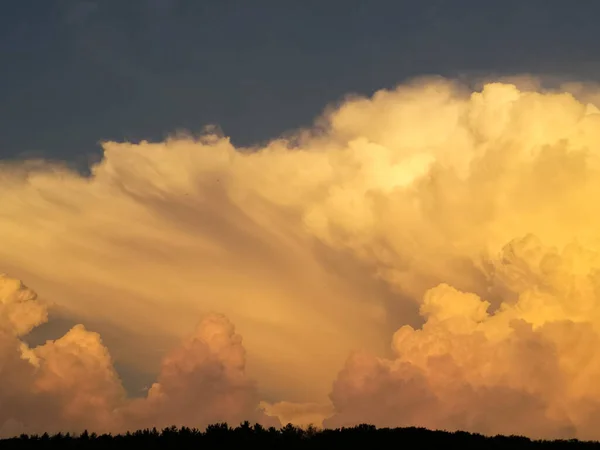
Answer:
[
  {"left": 3, "top": 76, "right": 600, "bottom": 438},
  {"left": 326, "top": 237, "right": 600, "bottom": 439},
  {"left": 0, "top": 275, "right": 269, "bottom": 436},
  {"left": 120, "top": 313, "right": 276, "bottom": 431}
]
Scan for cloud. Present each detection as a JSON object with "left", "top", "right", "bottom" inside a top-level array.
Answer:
[
  {"left": 326, "top": 237, "right": 600, "bottom": 440},
  {"left": 0, "top": 136, "right": 397, "bottom": 407},
  {"left": 0, "top": 274, "right": 47, "bottom": 337},
  {"left": 120, "top": 313, "right": 276, "bottom": 431},
  {"left": 259, "top": 401, "right": 334, "bottom": 428},
  {"left": 3, "top": 76, "right": 600, "bottom": 438},
  {"left": 0, "top": 275, "right": 270, "bottom": 436}
]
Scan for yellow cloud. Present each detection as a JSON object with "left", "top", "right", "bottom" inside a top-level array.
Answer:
[{"left": 2, "top": 76, "right": 600, "bottom": 438}]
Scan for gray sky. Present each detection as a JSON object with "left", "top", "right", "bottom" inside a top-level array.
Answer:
[{"left": 2, "top": 0, "right": 599, "bottom": 166}]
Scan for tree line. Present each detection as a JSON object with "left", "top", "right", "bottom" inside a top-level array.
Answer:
[{"left": 2, "top": 422, "right": 599, "bottom": 449}]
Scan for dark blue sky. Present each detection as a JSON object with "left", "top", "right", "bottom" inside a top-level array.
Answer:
[{"left": 2, "top": 0, "right": 600, "bottom": 165}]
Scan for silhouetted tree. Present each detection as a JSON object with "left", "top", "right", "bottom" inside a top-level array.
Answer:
[{"left": 0, "top": 422, "right": 599, "bottom": 449}]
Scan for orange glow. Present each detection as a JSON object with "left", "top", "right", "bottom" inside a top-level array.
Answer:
[{"left": 2, "top": 77, "right": 600, "bottom": 438}]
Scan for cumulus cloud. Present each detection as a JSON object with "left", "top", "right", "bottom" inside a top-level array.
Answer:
[
  {"left": 120, "top": 313, "right": 276, "bottom": 431},
  {"left": 3, "top": 76, "right": 600, "bottom": 438},
  {"left": 0, "top": 275, "right": 268, "bottom": 436},
  {"left": 325, "top": 239, "right": 600, "bottom": 439},
  {"left": 0, "top": 274, "right": 46, "bottom": 336}
]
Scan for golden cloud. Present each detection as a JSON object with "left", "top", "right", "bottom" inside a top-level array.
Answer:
[{"left": 2, "top": 76, "right": 600, "bottom": 438}]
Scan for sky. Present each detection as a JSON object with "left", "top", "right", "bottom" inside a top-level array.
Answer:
[
  {"left": 3, "top": 0, "right": 600, "bottom": 164},
  {"left": 3, "top": 0, "right": 600, "bottom": 441}
]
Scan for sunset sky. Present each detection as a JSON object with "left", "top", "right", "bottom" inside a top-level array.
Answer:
[{"left": 3, "top": 0, "right": 600, "bottom": 440}]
